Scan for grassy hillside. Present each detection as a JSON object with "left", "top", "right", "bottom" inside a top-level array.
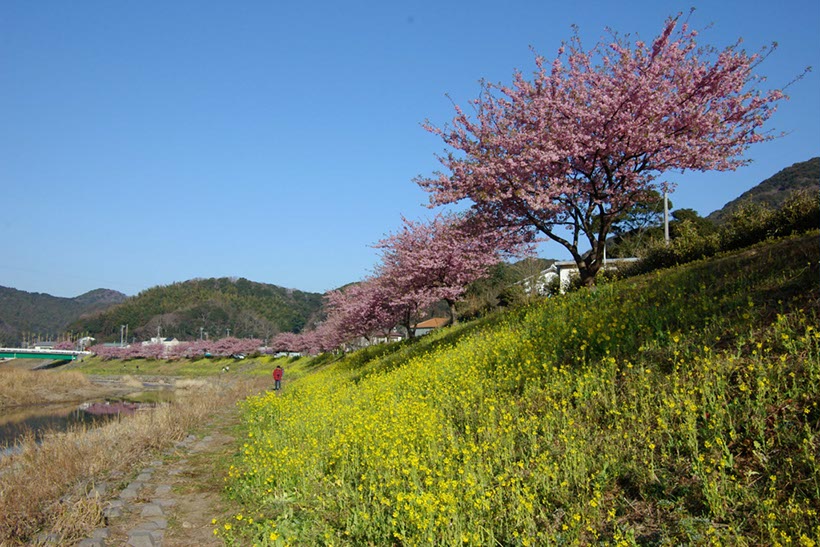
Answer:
[{"left": 219, "top": 233, "right": 819, "bottom": 546}]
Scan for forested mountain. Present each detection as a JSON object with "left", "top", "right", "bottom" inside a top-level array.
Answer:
[
  {"left": 0, "top": 287, "right": 126, "bottom": 346},
  {"left": 707, "top": 157, "right": 819, "bottom": 223},
  {"left": 67, "top": 277, "right": 323, "bottom": 344}
]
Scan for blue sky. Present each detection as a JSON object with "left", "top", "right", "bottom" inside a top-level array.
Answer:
[{"left": 1, "top": 1, "right": 817, "bottom": 298}]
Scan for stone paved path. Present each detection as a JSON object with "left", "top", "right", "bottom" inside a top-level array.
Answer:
[{"left": 76, "top": 414, "right": 236, "bottom": 547}]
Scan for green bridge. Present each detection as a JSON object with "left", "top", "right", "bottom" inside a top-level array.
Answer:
[{"left": 0, "top": 348, "right": 90, "bottom": 361}]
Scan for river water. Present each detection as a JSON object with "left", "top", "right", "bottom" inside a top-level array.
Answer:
[{"left": 0, "top": 391, "right": 176, "bottom": 458}]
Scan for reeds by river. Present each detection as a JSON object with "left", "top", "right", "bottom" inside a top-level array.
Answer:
[{"left": 0, "top": 368, "right": 93, "bottom": 408}]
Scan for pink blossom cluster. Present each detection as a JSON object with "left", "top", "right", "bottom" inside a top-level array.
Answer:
[
  {"left": 89, "top": 337, "right": 263, "bottom": 360},
  {"left": 53, "top": 340, "right": 76, "bottom": 350}
]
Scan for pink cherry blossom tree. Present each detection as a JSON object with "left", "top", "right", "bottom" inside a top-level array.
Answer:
[
  {"left": 292, "top": 327, "right": 329, "bottom": 356},
  {"left": 324, "top": 277, "right": 399, "bottom": 346},
  {"left": 140, "top": 341, "right": 166, "bottom": 360},
  {"left": 373, "top": 260, "right": 437, "bottom": 340},
  {"left": 270, "top": 332, "right": 302, "bottom": 353},
  {"left": 375, "top": 213, "right": 520, "bottom": 326},
  {"left": 210, "top": 336, "right": 262, "bottom": 357},
  {"left": 285, "top": 276, "right": 405, "bottom": 353},
  {"left": 89, "top": 344, "right": 122, "bottom": 360},
  {"left": 418, "top": 12, "right": 792, "bottom": 286}
]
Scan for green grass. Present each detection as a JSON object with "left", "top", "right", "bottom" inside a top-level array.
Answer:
[
  {"left": 217, "top": 232, "right": 819, "bottom": 546},
  {"left": 70, "top": 354, "right": 280, "bottom": 377}
]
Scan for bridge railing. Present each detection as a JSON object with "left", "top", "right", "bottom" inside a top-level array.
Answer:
[{"left": 0, "top": 348, "right": 93, "bottom": 358}]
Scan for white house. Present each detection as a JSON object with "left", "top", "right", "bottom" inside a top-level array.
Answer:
[
  {"left": 142, "top": 337, "right": 180, "bottom": 347},
  {"left": 347, "top": 330, "right": 403, "bottom": 351},
  {"left": 522, "top": 258, "right": 639, "bottom": 295}
]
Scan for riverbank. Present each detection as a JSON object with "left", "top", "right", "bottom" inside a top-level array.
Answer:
[
  {"left": 0, "top": 374, "right": 269, "bottom": 545},
  {"left": 0, "top": 367, "right": 102, "bottom": 408},
  {"left": 0, "top": 351, "right": 278, "bottom": 409},
  {"left": 65, "top": 354, "right": 278, "bottom": 378},
  {"left": 0, "top": 367, "right": 176, "bottom": 410}
]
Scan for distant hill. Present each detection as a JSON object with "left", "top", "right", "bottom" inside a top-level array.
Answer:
[
  {"left": 0, "top": 287, "right": 127, "bottom": 346},
  {"left": 67, "top": 277, "right": 324, "bottom": 344},
  {"left": 707, "top": 157, "right": 819, "bottom": 224}
]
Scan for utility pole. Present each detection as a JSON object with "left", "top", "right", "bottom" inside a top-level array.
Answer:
[
  {"left": 663, "top": 190, "right": 670, "bottom": 245},
  {"left": 120, "top": 325, "right": 125, "bottom": 347},
  {"left": 200, "top": 327, "right": 204, "bottom": 341}
]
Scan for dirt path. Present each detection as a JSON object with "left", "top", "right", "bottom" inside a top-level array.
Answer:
[{"left": 76, "top": 406, "right": 242, "bottom": 546}]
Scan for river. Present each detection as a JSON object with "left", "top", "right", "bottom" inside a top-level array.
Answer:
[{"left": 0, "top": 389, "right": 176, "bottom": 457}]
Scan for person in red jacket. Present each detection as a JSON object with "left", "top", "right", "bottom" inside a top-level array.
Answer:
[{"left": 272, "top": 365, "right": 284, "bottom": 391}]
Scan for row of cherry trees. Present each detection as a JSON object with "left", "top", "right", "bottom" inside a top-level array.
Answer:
[
  {"left": 90, "top": 337, "right": 263, "bottom": 360},
  {"left": 269, "top": 213, "right": 524, "bottom": 354}
]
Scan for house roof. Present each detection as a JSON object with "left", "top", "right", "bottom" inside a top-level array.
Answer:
[{"left": 414, "top": 317, "right": 450, "bottom": 329}]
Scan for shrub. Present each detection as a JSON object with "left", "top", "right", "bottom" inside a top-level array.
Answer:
[
  {"left": 720, "top": 201, "right": 777, "bottom": 250},
  {"left": 627, "top": 191, "right": 819, "bottom": 276},
  {"left": 770, "top": 188, "right": 819, "bottom": 238},
  {"left": 624, "top": 219, "right": 720, "bottom": 276}
]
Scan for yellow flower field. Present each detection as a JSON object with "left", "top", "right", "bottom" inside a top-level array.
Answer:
[{"left": 219, "top": 234, "right": 819, "bottom": 546}]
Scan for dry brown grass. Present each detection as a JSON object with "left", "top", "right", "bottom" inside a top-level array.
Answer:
[
  {"left": 118, "top": 374, "right": 146, "bottom": 389},
  {"left": 0, "top": 376, "right": 268, "bottom": 545},
  {"left": 174, "top": 377, "right": 214, "bottom": 391},
  {"left": 0, "top": 368, "right": 92, "bottom": 408}
]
